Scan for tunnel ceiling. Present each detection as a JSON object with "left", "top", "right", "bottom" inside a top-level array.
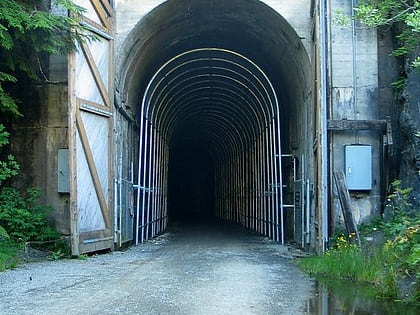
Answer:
[{"left": 116, "top": 0, "right": 311, "bottom": 156}]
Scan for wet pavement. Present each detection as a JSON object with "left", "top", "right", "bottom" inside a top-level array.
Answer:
[{"left": 0, "top": 221, "right": 313, "bottom": 314}]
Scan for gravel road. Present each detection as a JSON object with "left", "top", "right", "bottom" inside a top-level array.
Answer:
[{"left": 0, "top": 222, "right": 314, "bottom": 315}]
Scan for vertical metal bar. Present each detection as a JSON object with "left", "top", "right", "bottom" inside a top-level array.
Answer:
[
  {"left": 255, "top": 138, "right": 260, "bottom": 233},
  {"left": 301, "top": 154, "right": 305, "bottom": 247},
  {"left": 149, "top": 127, "right": 155, "bottom": 238},
  {"left": 163, "top": 140, "right": 169, "bottom": 230},
  {"left": 118, "top": 153, "right": 123, "bottom": 246},
  {"left": 270, "top": 121, "right": 279, "bottom": 242},
  {"left": 154, "top": 129, "right": 159, "bottom": 237},
  {"left": 269, "top": 123, "right": 276, "bottom": 240},
  {"left": 274, "top": 109, "right": 284, "bottom": 244},
  {"left": 158, "top": 133, "right": 164, "bottom": 234},
  {"left": 245, "top": 150, "right": 250, "bottom": 229},
  {"left": 259, "top": 133, "right": 266, "bottom": 236},
  {"left": 154, "top": 132, "right": 160, "bottom": 235},
  {"left": 135, "top": 114, "right": 144, "bottom": 245},
  {"left": 139, "top": 118, "right": 148, "bottom": 244},
  {"left": 320, "top": 0, "right": 330, "bottom": 252},
  {"left": 145, "top": 124, "right": 153, "bottom": 240},
  {"left": 265, "top": 129, "right": 272, "bottom": 239},
  {"left": 306, "top": 180, "right": 310, "bottom": 244},
  {"left": 255, "top": 140, "right": 259, "bottom": 233}
]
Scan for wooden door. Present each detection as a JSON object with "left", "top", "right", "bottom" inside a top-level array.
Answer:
[{"left": 69, "top": 0, "right": 114, "bottom": 255}]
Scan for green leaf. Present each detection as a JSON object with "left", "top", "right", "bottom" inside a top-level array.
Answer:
[{"left": 0, "top": 225, "right": 9, "bottom": 239}]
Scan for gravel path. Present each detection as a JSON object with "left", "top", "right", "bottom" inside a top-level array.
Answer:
[{"left": 0, "top": 222, "right": 314, "bottom": 315}]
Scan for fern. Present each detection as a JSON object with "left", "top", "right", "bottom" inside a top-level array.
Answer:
[{"left": 0, "top": 0, "right": 94, "bottom": 115}]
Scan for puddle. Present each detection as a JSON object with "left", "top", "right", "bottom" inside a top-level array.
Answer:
[{"left": 305, "top": 279, "right": 419, "bottom": 314}]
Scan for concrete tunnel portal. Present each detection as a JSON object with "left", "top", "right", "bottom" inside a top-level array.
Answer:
[{"left": 115, "top": 0, "right": 312, "bottom": 245}]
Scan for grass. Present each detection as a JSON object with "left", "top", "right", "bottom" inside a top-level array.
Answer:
[
  {"left": 298, "top": 242, "right": 399, "bottom": 299},
  {"left": 298, "top": 181, "right": 420, "bottom": 303},
  {"left": 298, "top": 223, "right": 419, "bottom": 303}
]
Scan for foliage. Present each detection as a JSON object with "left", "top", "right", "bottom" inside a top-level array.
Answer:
[
  {"left": 333, "top": 1, "right": 420, "bottom": 70},
  {"left": 0, "top": 187, "right": 60, "bottom": 242},
  {"left": 0, "top": 124, "right": 19, "bottom": 185},
  {"left": 0, "top": 0, "right": 92, "bottom": 116},
  {"left": 0, "top": 225, "right": 9, "bottom": 240},
  {"left": 354, "top": 0, "right": 420, "bottom": 69},
  {"left": 0, "top": 239, "right": 20, "bottom": 271},
  {"left": 299, "top": 180, "right": 420, "bottom": 303}
]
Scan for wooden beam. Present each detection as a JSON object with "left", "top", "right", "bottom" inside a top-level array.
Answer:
[
  {"left": 76, "top": 110, "right": 112, "bottom": 228},
  {"left": 68, "top": 49, "right": 80, "bottom": 256},
  {"left": 81, "top": 42, "right": 110, "bottom": 107},
  {"left": 333, "top": 171, "right": 361, "bottom": 247},
  {"left": 89, "top": 0, "right": 112, "bottom": 30},
  {"left": 328, "top": 119, "right": 387, "bottom": 131}
]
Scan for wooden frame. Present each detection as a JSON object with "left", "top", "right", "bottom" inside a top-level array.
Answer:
[{"left": 69, "top": 0, "right": 114, "bottom": 255}]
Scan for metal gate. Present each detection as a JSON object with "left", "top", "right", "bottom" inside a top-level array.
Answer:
[
  {"left": 69, "top": 0, "right": 114, "bottom": 255},
  {"left": 134, "top": 48, "right": 287, "bottom": 245}
]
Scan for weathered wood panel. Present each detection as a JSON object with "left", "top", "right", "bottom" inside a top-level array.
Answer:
[
  {"left": 69, "top": 0, "right": 114, "bottom": 255},
  {"left": 327, "top": 119, "right": 387, "bottom": 131}
]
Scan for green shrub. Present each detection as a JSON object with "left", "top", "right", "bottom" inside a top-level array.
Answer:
[
  {"left": 0, "top": 187, "right": 60, "bottom": 242},
  {"left": 0, "top": 239, "right": 20, "bottom": 271}
]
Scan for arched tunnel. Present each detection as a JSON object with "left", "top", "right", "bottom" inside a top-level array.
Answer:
[{"left": 115, "top": 0, "right": 312, "bottom": 245}]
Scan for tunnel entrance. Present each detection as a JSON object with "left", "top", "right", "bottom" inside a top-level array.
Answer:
[{"left": 116, "top": 0, "right": 312, "bottom": 247}]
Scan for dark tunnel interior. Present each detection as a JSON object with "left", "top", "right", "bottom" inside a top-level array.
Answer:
[{"left": 168, "top": 125, "right": 216, "bottom": 223}]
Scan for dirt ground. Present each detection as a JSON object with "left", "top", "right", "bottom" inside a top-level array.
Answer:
[{"left": 0, "top": 222, "right": 314, "bottom": 315}]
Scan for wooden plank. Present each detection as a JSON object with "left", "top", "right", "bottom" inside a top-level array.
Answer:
[
  {"left": 79, "top": 238, "right": 114, "bottom": 254},
  {"left": 90, "top": 0, "right": 111, "bottom": 30},
  {"left": 76, "top": 110, "right": 112, "bottom": 228},
  {"left": 99, "top": 0, "right": 114, "bottom": 17},
  {"left": 107, "top": 37, "right": 114, "bottom": 245},
  {"left": 79, "top": 228, "right": 113, "bottom": 242},
  {"left": 333, "top": 171, "right": 361, "bottom": 246},
  {"left": 78, "top": 98, "right": 112, "bottom": 117},
  {"left": 68, "top": 48, "right": 80, "bottom": 256},
  {"left": 328, "top": 119, "right": 387, "bottom": 131},
  {"left": 81, "top": 17, "right": 111, "bottom": 37},
  {"left": 81, "top": 42, "right": 110, "bottom": 107}
]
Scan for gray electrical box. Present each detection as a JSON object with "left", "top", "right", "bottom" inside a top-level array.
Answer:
[
  {"left": 58, "top": 149, "right": 70, "bottom": 193},
  {"left": 345, "top": 145, "right": 372, "bottom": 190}
]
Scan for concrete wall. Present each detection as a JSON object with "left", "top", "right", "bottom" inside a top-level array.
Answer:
[
  {"left": 10, "top": 55, "right": 70, "bottom": 235},
  {"left": 329, "top": 0, "right": 382, "bottom": 224},
  {"left": 114, "top": 0, "right": 313, "bottom": 59}
]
